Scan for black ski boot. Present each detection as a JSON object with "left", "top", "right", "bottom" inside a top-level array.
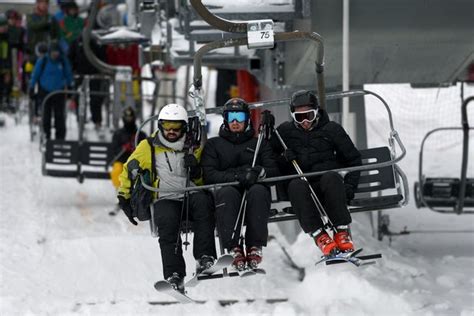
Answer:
[
  {"left": 196, "top": 255, "right": 215, "bottom": 274},
  {"left": 166, "top": 272, "right": 185, "bottom": 294}
]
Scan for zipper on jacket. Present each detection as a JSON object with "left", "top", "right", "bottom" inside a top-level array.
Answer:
[{"left": 164, "top": 152, "right": 173, "bottom": 172}]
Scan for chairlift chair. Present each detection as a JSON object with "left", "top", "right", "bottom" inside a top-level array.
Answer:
[{"left": 414, "top": 95, "right": 474, "bottom": 214}]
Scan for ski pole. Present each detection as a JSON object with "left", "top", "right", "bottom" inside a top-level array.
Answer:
[
  {"left": 174, "top": 119, "right": 201, "bottom": 253},
  {"left": 273, "top": 128, "right": 336, "bottom": 232},
  {"left": 174, "top": 151, "right": 192, "bottom": 253},
  {"left": 106, "top": 148, "right": 127, "bottom": 168},
  {"left": 231, "top": 122, "right": 266, "bottom": 243}
]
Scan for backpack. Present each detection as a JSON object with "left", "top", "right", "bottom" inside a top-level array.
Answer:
[
  {"left": 37, "top": 56, "right": 66, "bottom": 83},
  {"left": 130, "top": 137, "right": 156, "bottom": 221}
]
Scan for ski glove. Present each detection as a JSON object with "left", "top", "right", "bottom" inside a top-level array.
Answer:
[
  {"left": 118, "top": 196, "right": 138, "bottom": 225},
  {"left": 283, "top": 148, "right": 297, "bottom": 162},
  {"left": 237, "top": 166, "right": 265, "bottom": 189},
  {"left": 183, "top": 154, "right": 201, "bottom": 179},
  {"left": 344, "top": 184, "right": 355, "bottom": 201}
]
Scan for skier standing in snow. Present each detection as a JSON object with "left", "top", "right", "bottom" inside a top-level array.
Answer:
[
  {"left": 117, "top": 104, "right": 216, "bottom": 293},
  {"left": 200, "top": 98, "right": 279, "bottom": 270},
  {"left": 28, "top": 41, "right": 73, "bottom": 140},
  {"left": 270, "top": 90, "right": 362, "bottom": 256}
]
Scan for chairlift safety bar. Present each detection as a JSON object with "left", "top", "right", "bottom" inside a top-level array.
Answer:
[{"left": 136, "top": 89, "right": 407, "bottom": 194}]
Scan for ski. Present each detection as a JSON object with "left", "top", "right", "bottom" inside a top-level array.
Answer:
[
  {"left": 148, "top": 297, "right": 288, "bottom": 306},
  {"left": 325, "top": 252, "right": 382, "bottom": 266},
  {"left": 154, "top": 280, "right": 196, "bottom": 304},
  {"left": 185, "top": 254, "right": 234, "bottom": 287},
  {"left": 315, "top": 248, "right": 381, "bottom": 267},
  {"left": 238, "top": 267, "right": 266, "bottom": 278}
]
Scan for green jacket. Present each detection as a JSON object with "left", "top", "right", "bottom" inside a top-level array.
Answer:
[
  {"left": 59, "top": 16, "right": 84, "bottom": 44},
  {"left": 26, "top": 13, "right": 59, "bottom": 57}
]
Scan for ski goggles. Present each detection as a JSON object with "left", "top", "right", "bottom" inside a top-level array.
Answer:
[
  {"left": 160, "top": 120, "right": 184, "bottom": 132},
  {"left": 224, "top": 111, "right": 248, "bottom": 123},
  {"left": 291, "top": 109, "right": 318, "bottom": 124}
]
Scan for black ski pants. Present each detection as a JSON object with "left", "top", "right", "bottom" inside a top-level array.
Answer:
[
  {"left": 287, "top": 171, "right": 352, "bottom": 234},
  {"left": 38, "top": 89, "right": 66, "bottom": 140},
  {"left": 154, "top": 191, "right": 216, "bottom": 279},
  {"left": 215, "top": 184, "right": 271, "bottom": 251},
  {"left": 76, "top": 78, "right": 105, "bottom": 125}
]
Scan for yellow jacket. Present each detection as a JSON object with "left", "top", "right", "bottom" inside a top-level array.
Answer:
[{"left": 118, "top": 136, "right": 203, "bottom": 200}]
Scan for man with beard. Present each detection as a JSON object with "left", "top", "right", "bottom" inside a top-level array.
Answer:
[
  {"left": 117, "top": 104, "right": 216, "bottom": 294},
  {"left": 200, "top": 98, "right": 279, "bottom": 271}
]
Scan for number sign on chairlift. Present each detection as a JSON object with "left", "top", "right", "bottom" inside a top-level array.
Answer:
[{"left": 247, "top": 19, "right": 275, "bottom": 49}]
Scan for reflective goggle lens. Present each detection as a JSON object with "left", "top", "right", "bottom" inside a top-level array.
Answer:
[
  {"left": 292, "top": 109, "right": 317, "bottom": 124},
  {"left": 161, "top": 121, "right": 183, "bottom": 131},
  {"left": 225, "top": 111, "right": 248, "bottom": 123}
]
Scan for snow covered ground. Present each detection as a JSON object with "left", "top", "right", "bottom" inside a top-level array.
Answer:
[{"left": 0, "top": 84, "right": 473, "bottom": 315}]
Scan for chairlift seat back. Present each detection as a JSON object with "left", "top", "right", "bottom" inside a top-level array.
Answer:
[
  {"left": 269, "top": 146, "right": 403, "bottom": 220},
  {"left": 420, "top": 178, "right": 474, "bottom": 208}
]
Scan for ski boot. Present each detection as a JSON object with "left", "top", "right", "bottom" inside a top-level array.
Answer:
[
  {"left": 314, "top": 230, "right": 339, "bottom": 256},
  {"left": 246, "top": 246, "right": 263, "bottom": 269},
  {"left": 334, "top": 227, "right": 355, "bottom": 253},
  {"left": 196, "top": 255, "right": 215, "bottom": 274},
  {"left": 166, "top": 272, "right": 185, "bottom": 294},
  {"left": 231, "top": 246, "right": 246, "bottom": 271}
]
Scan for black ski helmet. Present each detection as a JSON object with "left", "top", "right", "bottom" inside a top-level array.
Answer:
[
  {"left": 222, "top": 97, "right": 250, "bottom": 114},
  {"left": 222, "top": 98, "right": 250, "bottom": 129},
  {"left": 290, "top": 90, "right": 319, "bottom": 112}
]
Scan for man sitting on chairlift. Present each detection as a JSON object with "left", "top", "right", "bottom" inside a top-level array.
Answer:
[
  {"left": 200, "top": 98, "right": 279, "bottom": 271},
  {"left": 270, "top": 90, "right": 362, "bottom": 257},
  {"left": 117, "top": 104, "right": 217, "bottom": 294}
]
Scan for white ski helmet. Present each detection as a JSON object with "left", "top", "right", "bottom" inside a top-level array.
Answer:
[{"left": 158, "top": 103, "right": 188, "bottom": 122}]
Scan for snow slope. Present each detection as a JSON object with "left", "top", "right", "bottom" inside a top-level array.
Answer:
[{"left": 0, "top": 84, "right": 473, "bottom": 315}]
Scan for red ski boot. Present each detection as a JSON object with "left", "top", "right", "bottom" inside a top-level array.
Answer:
[
  {"left": 231, "top": 246, "right": 246, "bottom": 271},
  {"left": 246, "top": 246, "right": 263, "bottom": 269},
  {"left": 334, "top": 229, "right": 355, "bottom": 253},
  {"left": 314, "top": 231, "right": 339, "bottom": 256}
]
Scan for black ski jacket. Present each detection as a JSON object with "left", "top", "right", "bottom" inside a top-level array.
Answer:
[
  {"left": 270, "top": 109, "right": 362, "bottom": 190},
  {"left": 111, "top": 125, "right": 147, "bottom": 164},
  {"left": 201, "top": 124, "right": 279, "bottom": 185}
]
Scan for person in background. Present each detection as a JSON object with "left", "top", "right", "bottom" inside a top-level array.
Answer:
[
  {"left": 110, "top": 107, "right": 147, "bottom": 191},
  {"left": 6, "top": 10, "right": 25, "bottom": 54},
  {"left": 26, "top": 0, "right": 59, "bottom": 64},
  {"left": 29, "top": 41, "right": 73, "bottom": 140},
  {"left": 117, "top": 104, "right": 217, "bottom": 294},
  {"left": 68, "top": 34, "right": 107, "bottom": 132},
  {"left": 270, "top": 90, "right": 362, "bottom": 257},
  {"left": 200, "top": 98, "right": 279, "bottom": 271},
  {"left": 0, "top": 14, "right": 12, "bottom": 110},
  {"left": 5, "top": 10, "right": 26, "bottom": 112},
  {"left": 58, "top": 1, "right": 84, "bottom": 55}
]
